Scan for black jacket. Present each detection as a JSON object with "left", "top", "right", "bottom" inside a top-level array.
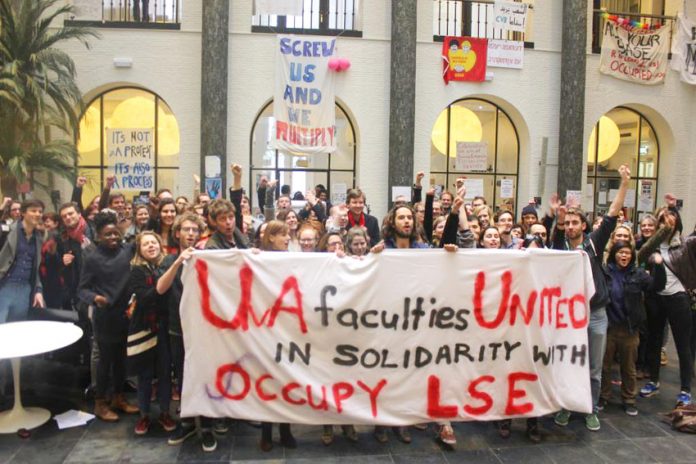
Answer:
[
  {"left": 605, "top": 262, "right": 666, "bottom": 333},
  {"left": 553, "top": 214, "right": 617, "bottom": 311}
]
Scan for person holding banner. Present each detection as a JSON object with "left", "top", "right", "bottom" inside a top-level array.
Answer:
[
  {"left": 552, "top": 165, "right": 631, "bottom": 431},
  {"left": 370, "top": 204, "right": 458, "bottom": 447},
  {"left": 157, "top": 213, "right": 213, "bottom": 450},
  {"left": 257, "top": 219, "right": 297, "bottom": 451},
  {"left": 127, "top": 231, "right": 176, "bottom": 435}
]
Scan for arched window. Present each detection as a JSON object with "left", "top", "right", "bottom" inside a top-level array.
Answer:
[
  {"left": 586, "top": 107, "right": 659, "bottom": 227},
  {"left": 430, "top": 98, "right": 520, "bottom": 214},
  {"left": 249, "top": 100, "right": 356, "bottom": 209},
  {"left": 76, "top": 87, "right": 180, "bottom": 206}
]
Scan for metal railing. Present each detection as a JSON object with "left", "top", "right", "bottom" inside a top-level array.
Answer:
[
  {"left": 591, "top": 9, "right": 676, "bottom": 53},
  {"left": 101, "top": 0, "right": 179, "bottom": 24},
  {"left": 433, "top": 0, "right": 531, "bottom": 43},
  {"left": 252, "top": 0, "right": 361, "bottom": 36}
]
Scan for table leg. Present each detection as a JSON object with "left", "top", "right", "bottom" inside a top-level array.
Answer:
[{"left": 0, "top": 358, "right": 51, "bottom": 433}]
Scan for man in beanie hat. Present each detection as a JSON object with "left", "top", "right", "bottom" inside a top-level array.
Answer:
[{"left": 520, "top": 202, "right": 539, "bottom": 231}]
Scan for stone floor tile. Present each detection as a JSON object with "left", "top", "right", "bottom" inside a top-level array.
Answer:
[
  {"left": 64, "top": 438, "right": 129, "bottom": 463},
  {"left": 493, "top": 445, "right": 554, "bottom": 464},
  {"left": 590, "top": 439, "right": 659, "bottom": 463},
  {"left": 632, "top": 437, "right": 696, "bottom": 463},
  {"left": 540, "top": 443, "right": 607, "bottom": 464}
]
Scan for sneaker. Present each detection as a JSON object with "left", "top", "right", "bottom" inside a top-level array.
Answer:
[
  {"left": 438, "top": 424, "right": 457, "bottom": 446},
  {"left": 374, "top": 426, "right": 388, "bottom": 444},
  {"left": 661, "top": 348, "right": 668, "bottom": 366},
  {"left": 201, "top": 430, "right": 217, "bottom": 452},
  {"left": 676, "top": 391, "right": 692, "bottom": 406},
  {"left": 321, "top": 425, "right": 334, "bottom": 446},
  {"left": 134, "top": 416, "right": 151, "bottom": 435},
  {"left": 497, "top": 420, "right": 511, "bottom": 439},
  {"left": 341, "top": 425, "right": 358, "bottom": 443},
  {"left": 585, "top": 413, "right": 601, "bottom": 431},
  {"left": 213, "top": 419, "right": 229, "bottom": 435},
  {"left": 640, "top": 381, "right": 660, "bottom": 398},
  {"left": 554, "top": 409, "right": 571, "bottom": 427},
  {"left": 158, "top": 413, "right": 177, "bottom": 432},
  {"left": 393, "top": 426, "right": 411, "bottom": 444},
  {"left": 526, "top": 423, "right": 542, "bottom": 443},
  {"left": 623, "top": 404, "right": 638, "bottom": 416},
  {"left": 597, "top": 398, "right": 608, "bottom": 411},
  {"left": 168, "top": 422, "right": 196, "bottom": 445}
]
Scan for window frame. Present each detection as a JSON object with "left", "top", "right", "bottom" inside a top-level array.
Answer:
[
  {"left": 75, "top": 86, "right": 179, "bottom": 195},
  {"left": 586, "top": 106, "right": 660, "bottom": 228},
  {"left": 248, "top": 100, "right": 357, "bottom": 210},
  {"left": 251, "top": 0, "right": 362, "bottom": 37},
  {"left": 430, "top": 97, "right": 521, "bottom": 216}
]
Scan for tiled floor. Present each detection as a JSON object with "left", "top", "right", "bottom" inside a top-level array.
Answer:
[{"left": 1, "top": 353, "right": 695, "bottom": 463}]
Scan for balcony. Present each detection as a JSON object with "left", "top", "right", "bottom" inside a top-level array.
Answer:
[
  {"left": 591, "top": 8, "right": 676, "bottom": 54},
  {"left": 251, "top": 0, "right": 361, "bottom": 37},
  {"left": 66, "top": 0, "right": 180, "bottom": 29},
  {"left": 433, "top": 0, "right": 534, "bottom": 47}
]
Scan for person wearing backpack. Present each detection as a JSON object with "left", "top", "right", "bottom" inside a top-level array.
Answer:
[{"left": 551, "top": 164, "right": 631, "bottom": 431}]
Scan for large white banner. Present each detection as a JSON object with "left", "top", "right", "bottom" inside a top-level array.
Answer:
[
  {"left": 180, "top": 249, "right": 595, "bottom": 424},
  {"left": 600, "top": 20, "right": 670, "bottom": 85},
  {"left": 106, "top": 128, "right": 154, "bottom": 191},
  {"left": 274, "top": 35, "right": 337, "bottom": 155},
  {"left": 671, "top": 13, "right": 696, "bottom": 85}
]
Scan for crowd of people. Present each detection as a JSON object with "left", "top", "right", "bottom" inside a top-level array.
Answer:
[{"left": 0, "top": 163, "right": 695, "bottom": 453}]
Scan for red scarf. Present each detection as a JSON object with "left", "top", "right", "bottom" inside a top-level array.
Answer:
[
  {"left": 65, "top": 215, "right": 88, "bottom": 244},
  {"left": 348, "top": 212, "right": 365, "bottom": 228}
]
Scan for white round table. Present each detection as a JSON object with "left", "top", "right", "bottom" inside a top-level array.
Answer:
[{"left": 0, "top": 321, "right": 83, "bottom": 433}]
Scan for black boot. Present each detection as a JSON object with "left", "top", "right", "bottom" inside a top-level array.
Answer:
[
  {"left": 260, "top": 422, "right": 273, "bottom": 451},
  {"left": 280, "top": 423, "right": 296, "bottom": 448}
]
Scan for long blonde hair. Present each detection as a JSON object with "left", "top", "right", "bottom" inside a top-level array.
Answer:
[{"left": 131, "top": 231, "right": 165, "bottom": 267}]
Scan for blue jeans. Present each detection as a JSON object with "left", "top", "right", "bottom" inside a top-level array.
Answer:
[
  {"left": 0, "top": 281, "right": 32, "bottom": 324},
  {"left": 588, "top": 307, "right": 608, "bottom": 413}
]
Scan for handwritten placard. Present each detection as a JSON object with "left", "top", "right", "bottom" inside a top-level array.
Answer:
[
  {"left": 456, "top": 142, "right": 488, "bottom": 172},
  {"left": 180, "top": 249, "right": 595, "bottom": 424},
  {"left": 493, "top": 1, "right": 528, "bottom": 33},
  {"left": 106, "top": 128, "right": 154, "bottom": 191},
  {"left": 487, "top": 40, "right": 524, "bottom": 69},
  {"left": 274, "top": 35, "right": 337, "bottom": 154}
]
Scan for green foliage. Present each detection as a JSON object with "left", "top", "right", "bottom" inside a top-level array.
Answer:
[{"left": 0, "top": 0, "right": 99, "bottom": 197}]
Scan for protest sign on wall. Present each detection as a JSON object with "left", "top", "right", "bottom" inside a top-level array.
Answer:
[
  {"left": 456, "top": 142, "right": 488, "bottom": 171},
  {"left": 443, "top": 37, "right": 488, "bottom": 83},
  {"left": 180, "top": 249, "right": 595, "bottom": 424},
  {"left": 599, "top": 20, "right": 670, "bottom": 85},
  {"left": 670, "top": 13, "right": 696, "bottom": 85},
  {"left": 487, "top": 40, "right": 524, "bottom": 69},
  {"left": 106, "top": 128, "right": 154, "bottom": 191},
  {"left": 274, "top": 35, "right": 337, "bottom": 154},
  {"left": 493, "top": 1, "right": 528, "bottom": 32}
]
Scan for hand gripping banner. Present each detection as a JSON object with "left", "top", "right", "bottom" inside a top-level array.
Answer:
[{"left": 180, "top": 249, "right": 595, "bottom": 425}]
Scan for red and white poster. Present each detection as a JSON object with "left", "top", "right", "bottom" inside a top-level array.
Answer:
[
  {"left": 599, "top": 20, "right": 670, "bottom": 85},
  {"left": 180, "top": 249, "right": 594, "bottom": 424},
  {"left": 442, "top": 36, "right": 488, "bottom": 84}
]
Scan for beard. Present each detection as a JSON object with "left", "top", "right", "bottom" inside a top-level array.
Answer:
[{"left": 394, "top": 227, "right": 411, "bottom": 239}]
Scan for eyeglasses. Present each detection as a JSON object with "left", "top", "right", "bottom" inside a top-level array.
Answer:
[
  {"left": 180, "top": 227, "right": 200, "bottom": 233},
  {"left": 299, "top": 238, "right": 316, "bottom": 243}
]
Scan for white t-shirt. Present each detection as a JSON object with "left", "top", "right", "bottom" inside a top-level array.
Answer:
[{"left": 658, "top": 242, "right": 685, "bottom": 295}]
